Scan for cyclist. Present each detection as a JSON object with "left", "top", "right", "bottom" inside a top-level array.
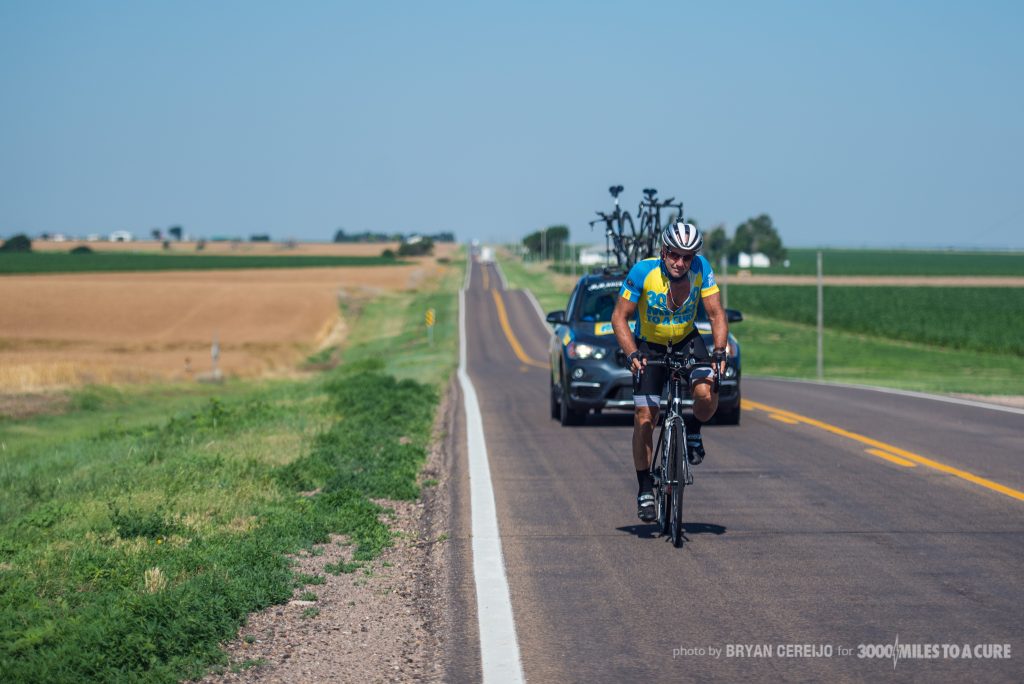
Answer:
[{"left": 610, "top": 221, "right": 729, "bottom": 522}]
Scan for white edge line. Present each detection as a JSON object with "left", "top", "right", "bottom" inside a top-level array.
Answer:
[
  {"left": 753, "top": 375, "right": 1024, "bottom": 416},
  {"left": 493, "top": 253, "right": 509, "bottom": 290},
  {"left": 522, "top": 288, "right": 550, "bottom": 331},
  {"left": 463, "top": 247, "right": 473, "bottom": 290},
  {"left": 458, "top": 287, "right": 526, "bottom": 684}
]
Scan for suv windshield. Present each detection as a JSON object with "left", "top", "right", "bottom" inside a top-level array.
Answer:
[{"left": 575, "top": 281, "right": 622, "bottom": 322}]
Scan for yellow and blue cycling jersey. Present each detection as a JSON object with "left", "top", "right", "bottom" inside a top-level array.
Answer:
[{"left": 619, "top": 256, "right": 720, "bottom": 344}]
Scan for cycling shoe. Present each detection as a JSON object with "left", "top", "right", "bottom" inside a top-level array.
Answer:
[
  {"left": 686, "top": 433, "right": 705, "bottom": 465},
  {"left": 637, "top": 492, "right": 656, "bottom": 522}
]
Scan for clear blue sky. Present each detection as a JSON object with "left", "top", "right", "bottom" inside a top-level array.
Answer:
[{"left": 2, "top": 1, "right": 1021, "bottom": 249}]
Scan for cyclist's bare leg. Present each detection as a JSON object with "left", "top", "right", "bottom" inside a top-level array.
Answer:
[
  {"left": 691, "top": 379, "right": 718, "bottom": 422},
  {"left": 633, "top": 405, "right": 659, "bottom": 470}
]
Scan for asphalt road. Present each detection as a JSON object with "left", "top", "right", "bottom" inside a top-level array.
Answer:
[{"left": 446, "top": 258, "right": 1023, "bottom": 683}]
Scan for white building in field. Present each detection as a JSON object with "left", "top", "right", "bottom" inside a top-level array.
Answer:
[
  {"left": 737, "top": 252, "right": 771, "bottom": 268},
  {"left": 579, "top": 247, "right": 611, "bottom": 266},
  {"left": 109, "top": 230, "right": 133, "bottom": 242}
]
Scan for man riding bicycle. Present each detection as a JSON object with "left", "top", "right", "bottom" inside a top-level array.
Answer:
[{"left": 610, "top": 221, "right": 729, "bottom": 522}]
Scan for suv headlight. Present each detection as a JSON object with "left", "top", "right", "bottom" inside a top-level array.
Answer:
[{"left": 566, "top": 342, "right": 606, "bottom": 360}]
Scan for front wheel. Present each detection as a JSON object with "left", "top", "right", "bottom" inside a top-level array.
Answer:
[
  {"left": 656, "top": 427, "right": 672, "bottom": 535},
  {"left": 559, "top": 372, "right": 586, "bottom": 426},
  {"left": 671, "top": 423, "right": 686, "bottom": 547}
]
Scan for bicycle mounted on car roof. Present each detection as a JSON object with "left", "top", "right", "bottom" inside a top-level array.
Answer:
[
  {"left": 590, "top": 186, "right": 686, "bottom": 271},
  {"left": 589, "top": 185, "right": 638, "bottom": 270}
]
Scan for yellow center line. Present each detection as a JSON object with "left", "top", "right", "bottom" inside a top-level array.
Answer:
[
  {"left": 481, "top": 265, "right": 490, "bottom": 291},
  {"left": 743, "top": 398, "right": 1024, "bottom": 502},
  {"left": 769, "top": 413, "right": 800, "bottom": 424},
  {"left": 491, "top": 289, "right": 548, "bottom": 369},
  {"left": 865, "top": 448, "right": 917, "bottom": 468}
]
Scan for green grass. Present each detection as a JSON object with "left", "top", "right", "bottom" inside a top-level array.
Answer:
[
  {"left": 496, "top": 253, "right": 576, "bottom": 315},
  {"left": 0, "top": 257, "right": 463, "bottom": 682},
  {"left": 738, "top": 315, "right": 1024, "bottom": 395},
  {"left": 727, "top": 285, "right": 1024, "bottom": 356},
  {"left": 497, "top": 251, "right": 1024, "bottom": 395},
  {"left": 0, "top": 251, "right": 403, "bottom": 275},
  {"left": 341, "top": 257, "right": 464, "bottom": 387},
  {"left": 758, "top": 248, "right": 1024, "bottom": 276}
]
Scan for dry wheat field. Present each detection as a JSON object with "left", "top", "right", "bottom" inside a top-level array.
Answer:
[{"left": 0, "top": 244, "right": 456, "bottom": 393}]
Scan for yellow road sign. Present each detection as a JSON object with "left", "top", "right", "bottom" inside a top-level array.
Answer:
[{"left": 425, "top": 308, "right": 436, "bottom": 326}]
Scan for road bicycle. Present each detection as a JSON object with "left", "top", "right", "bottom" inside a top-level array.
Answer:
[
  {"left": 589, "top": 185, "right": 637, "bottom": 269},
  {"left": 636, "top": 188, "right": 685, "bottom": 262},
  {"left": 644, "top": 341, "right": 719, "bottom": 547}
]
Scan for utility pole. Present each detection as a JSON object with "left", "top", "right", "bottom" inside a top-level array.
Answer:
[
  {"left": 542, "top": 228, "right": 547, "bottom": 261},
  {"left": 816, "top": 250, "right": 824, "bottom": 381},
  {"left": 719, "top": 256, "right": 729, "bottom": 309}
]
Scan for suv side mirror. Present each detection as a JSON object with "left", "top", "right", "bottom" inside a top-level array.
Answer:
[
  {"left": 726, "top": 309, "right": 743, "bottom": 323},
  {"left": 546, "top": 310, "right": 566, "bottom": 325}
]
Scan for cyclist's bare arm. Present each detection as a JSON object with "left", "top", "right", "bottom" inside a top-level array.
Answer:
[
  {"left": 701, "top": 291, "right": 729, "bottom": 372},
  {"left": 612, "top": 296, "right": 644, "bottom": 373}
]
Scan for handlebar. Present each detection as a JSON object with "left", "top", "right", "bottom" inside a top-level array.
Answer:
[{"left": 632, "top": 346, "right": 721, "bottom": 393}]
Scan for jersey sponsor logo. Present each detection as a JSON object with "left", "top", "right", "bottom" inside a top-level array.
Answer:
[{"left": 594, "top": 321, "right": 636, "bottom": 336}]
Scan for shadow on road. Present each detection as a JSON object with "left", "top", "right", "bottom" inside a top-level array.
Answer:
[{"left": 616, "top": 522, "right": 727, "bottom": 539}]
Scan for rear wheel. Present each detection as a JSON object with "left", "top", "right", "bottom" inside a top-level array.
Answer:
[
  {"left": 549, "top": 375, "right": 560, "bottom": 420},
  {"left": 671, "top": 423, "right": 686, "bottom": 547}
]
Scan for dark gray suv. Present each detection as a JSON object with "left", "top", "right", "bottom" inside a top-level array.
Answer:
[{"left": 546, "top": 271, "right": 743, "bottom": 426}]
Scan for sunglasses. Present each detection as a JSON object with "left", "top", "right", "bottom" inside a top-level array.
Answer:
[{"left": 664, "top": 250, "right": 696, "bottom": 263}]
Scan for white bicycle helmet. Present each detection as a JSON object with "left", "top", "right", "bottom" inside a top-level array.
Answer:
[{"left": 662, "top": 221, "right": 703, "bottom": 252}]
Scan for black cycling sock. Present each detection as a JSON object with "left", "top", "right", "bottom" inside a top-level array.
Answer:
[
  {"left": 636, "top": 469, "right": 653, "bottom": 494},
  {"left": 684, "top": 414, "right": 703, "bottom": 434}
]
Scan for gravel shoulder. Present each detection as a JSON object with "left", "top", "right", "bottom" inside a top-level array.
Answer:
[{"left": 195, "top": 382, "right": 457, "bottom": 683}]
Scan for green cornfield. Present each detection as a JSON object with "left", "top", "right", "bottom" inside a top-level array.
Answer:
[{"left": 726, "top": 286, "right": 1024, "bottom": 356}]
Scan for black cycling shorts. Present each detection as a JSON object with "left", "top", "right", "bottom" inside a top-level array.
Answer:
[{"left": 632, "top": 330, "right": 712, "bottom": 408}]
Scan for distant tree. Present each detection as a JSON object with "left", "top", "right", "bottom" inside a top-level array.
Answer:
[
  {"left": 704, "top": 224, "right": 729, "bottom": 266},
  {"left": 196, "top": 239, "right": 206, "bottom": 251},
  {"left": 168, "top": 226, "right": 183, "bottom": 241},
  {"left": 522, "top": 225, "right": 569, "bottom": 259},
  {"left": 151, "top": 228, "right": 162, "bottom": 241},
  {"left": 70, "top": 245, "right": 93, "bottom": 254},
  {"left": 729, "top": 214, "right": 786, "bottom": 263},
  {"left": 162, "top": 240, "right": 171, "bottom": 250},
  {"left": 333, "top": 229, "right": 347, "bottom": 243},
  {"left": 0, "top": 234, "right": 32, "bottom": 252},
  {"left": 250, "top": 234, "right": 271, "bottom": 242},
  {"left": 381, "top": 248, "right": 396, "bottom": 259}
]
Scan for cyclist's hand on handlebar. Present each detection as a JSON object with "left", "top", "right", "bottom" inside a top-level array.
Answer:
[
  {"left": 711, "top": 348, "right": 727, "bottom": 376},
  {"left": 627, "top": 350, "right": 646, "bottom": 375}
]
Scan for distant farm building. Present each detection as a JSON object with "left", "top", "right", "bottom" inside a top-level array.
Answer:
[
  {"left": 736, "top": 252, "right": 771, "bottom": 268},
  {"left": 579, "top": 247, "right": 611, "bottom": 266},
  {"left": 109, "top": 230, "right": 134, "bottom": 242}
]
